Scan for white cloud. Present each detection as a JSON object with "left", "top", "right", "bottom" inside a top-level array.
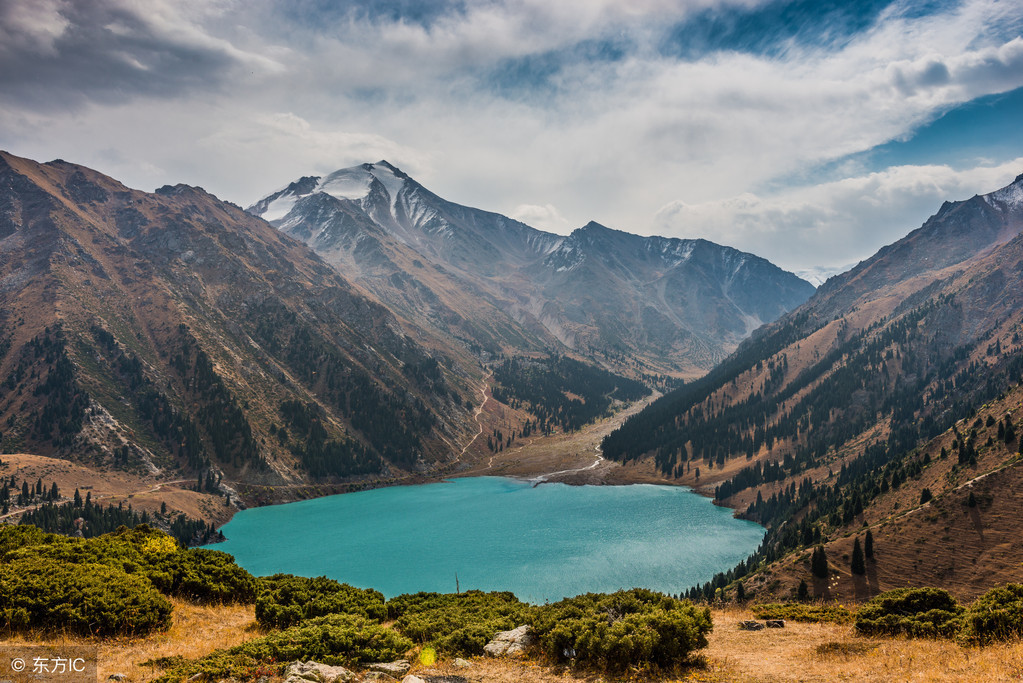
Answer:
[
  {"left": 510, "top": 203, "right": 574, "bottom": 233},
  {"left": 654, "top": 160, "right": 1023, "bottom": 270},
  {"left": 2, "top": 0, "right": 1022, "bottom": 271},
  {"left": 0, "top": 0, "right": 70, "bottom": 56}
]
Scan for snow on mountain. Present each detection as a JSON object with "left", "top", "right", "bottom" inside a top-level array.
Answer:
[
  {"left": 985, "top": 173, "right": 1023, "bottom": 211},
  {"left": 248, "top": 162, "right": 816, "bottom": 373}
]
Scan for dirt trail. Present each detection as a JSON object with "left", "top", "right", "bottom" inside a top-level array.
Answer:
[{"left": 455, "top": 368, "right": 493, "bottom": 463}]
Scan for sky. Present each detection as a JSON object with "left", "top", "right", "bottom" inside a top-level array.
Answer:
[{"left": 1, "top": 0, "right": 1022, "bottom": 274}]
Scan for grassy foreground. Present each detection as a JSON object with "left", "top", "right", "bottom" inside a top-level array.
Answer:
[{"left": 5, "top": 602, "right": 1023, "bottom": 682}]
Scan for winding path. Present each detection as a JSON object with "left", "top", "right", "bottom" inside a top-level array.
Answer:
[{"left": 455, "top": 368, "right": 493, "bottom": 462}]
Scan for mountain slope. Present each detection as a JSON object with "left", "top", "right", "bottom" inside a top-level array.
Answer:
[
  {"left": 604, "top": 172, "right": 1023, "bottom": 473},
  {"left": 598, "top": 171, "right": 1023, "bottom": 599},
  {"left": 0, "top": 151, "right": 479, "bottom": 488},
  {"left": 248, "top": 162, "right": 814, "bottom": 374}
]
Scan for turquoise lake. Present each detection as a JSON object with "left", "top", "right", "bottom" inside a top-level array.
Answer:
[{"left": 212, "top": 476, "right": 765, "bottom": 603}]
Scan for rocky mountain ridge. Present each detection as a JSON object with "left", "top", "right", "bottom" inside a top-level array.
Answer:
[{"left": 248, "top": 162, "right": 815, "bottom": 374}]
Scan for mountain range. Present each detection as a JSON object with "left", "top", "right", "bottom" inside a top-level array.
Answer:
[
  {"left": 247, "top": 162, "right": 815, "bottom": 375},
  {"left": 0, "top": 151, "right": 813, "bottom": 490}
]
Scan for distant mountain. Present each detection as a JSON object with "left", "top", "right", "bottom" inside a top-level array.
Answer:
[
  {"left": 601, "top": 171, "right": 1023, "bottom": 600},
  {"left": 248, "top": 162, "right": 815, "bottom": 374},
  {"left": 0, "top": 151, "right": 479, "bottom": 486}
]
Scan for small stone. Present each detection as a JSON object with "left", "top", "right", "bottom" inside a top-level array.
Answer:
[
  {"left": 766, "top": 619, "right": 785, "bottom": 628},
  {"left": 453, "top": 658, "right": 471, "bottom": 668},
  {"left": 739, "top": 620, "right": 765, "bottom": 631},
  {"left": 401, "top": 676, "right": 427, "bottom": 683},
  {"left": 108, "top": 675, "right": 128, "bottom": 682},
  {"left": 362, "top": 673, "right": 395, "bottom": 682}
]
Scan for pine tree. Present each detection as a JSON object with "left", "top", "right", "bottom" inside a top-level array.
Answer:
[
  {"left": 920, "top": 488, "right": 933, "bottom": 504},
  {"left": 73, "top": 488, "right": 82, "bottom": 507},
  {"left": 797, "top": 579, "right": 809, "bottom": 601},
  {"left": 735, "top": 581, "right": 746, "bottom": 603},
  {"left": 864, "top": 529, "right": 874, "bottom": 560},
  {"left": 967, "top": 491, "right": 977, "bottom": 507},
  {"left": 811, "top": 545, "right": 828, "bottom": 578},
  {"left": 851, "top": 538, "right": 865, "bottom": 575}
]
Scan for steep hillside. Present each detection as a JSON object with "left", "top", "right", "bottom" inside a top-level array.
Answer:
[
  {"left": 0, "top": 151, "right": 480, "bottom": 492},
  {"left": 743, "top": 380, "right": 1023, "bottom": 603},
  {"left": 249, "top": 163, "right": 814, "bottom": 374},
  {"left": 598, "top": 172, "right": 1023, "bottom": 599}
]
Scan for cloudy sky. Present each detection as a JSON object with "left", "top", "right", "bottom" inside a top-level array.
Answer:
[{"left": 2, "top": 0, "right": 1022, "bottom": 274}]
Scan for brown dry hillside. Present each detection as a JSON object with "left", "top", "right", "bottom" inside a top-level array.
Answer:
[{"left": 744, "top": 381, "right": 1023, "bottom": 603}]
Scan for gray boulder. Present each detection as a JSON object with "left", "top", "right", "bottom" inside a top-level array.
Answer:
[
  {"left": 366, "top": 661, "right": 410, "bottom": 676},
  {"left": 283, "top": 660, "right": 356, "bottom": 683},
  {"left": 483, "top": 624, "right": 535, "bottom": 657}
]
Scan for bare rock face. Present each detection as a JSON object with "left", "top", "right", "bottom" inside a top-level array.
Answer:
[
  {"left": 483, "top": 624, "right": 535, "bottom": 657},
  {"left": 283, "top": 660, "right": 356, "bottom": 683}
]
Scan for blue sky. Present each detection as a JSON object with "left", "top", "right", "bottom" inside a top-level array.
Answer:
[{"left": 1, "top": 0, "right": 1022, "bottom": 273}]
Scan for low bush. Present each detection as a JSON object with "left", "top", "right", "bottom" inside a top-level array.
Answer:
[
  {"left": 530, "top": 588, "right": 712, "bottom": 674},
  {"left": 388, "top": 590, "right": 533, "bottom": 656},
  {"left": 0, "top": 555, "right": 171, "bottom": 636},
  {"left": 255, "top": 574, "right": 386, "bottom": 628},
  {"left": 855, "top": 588, "right": 963, "bottom": 638},
  {"left": 959, "top": 583, "right": 1023, "bottom": 644},
  {"left": 2, "top": 525, "right": 256, "bottom": 604},
  {"left": 154, "top": 614, "right": 412, "bottom": 682},
  {"left": 752, "top": 602, "right": 854, "bottom": 624}
]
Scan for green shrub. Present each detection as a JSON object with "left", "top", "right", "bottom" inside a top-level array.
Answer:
[
  {"left": 388, "top": 590, "right": 533, "bottom": 656},
  {"left": 2, "top": 525, "right": 256, "bottom": 604},
  {"left": 0, "top": 524, "right": 51, "bottom": 556},
  {"left": 255, "top": 574, "right": 386, "bottom": 628},
  {"left": 155, "top": 548, "right": 257, "bottom": 603},
  {"left": 154, "top": 614, "right": 412, "bottom": 682},
  {"left": 855, "top": 588, "right": 963, "bottom": 638},
  {"left": 0, "top": 555, "right": 171, "bottom": 636},
  {"left": 959, "top": 583, "right": 1023, "bottom": 644},
  {"left": 751, "top": 602, "right": 854, "bottom": 624},
  {"left": 530, "top": 589, "right": 712, "bottom": 674}
]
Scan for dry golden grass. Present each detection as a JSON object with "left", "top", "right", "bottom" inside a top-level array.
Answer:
[
  {"left": 7, "top": 602, "right": 1023, "bottom": 682},
  {"left": 1, "top": 598, "right": 258, "bottom": 682},
  {"left": 693, "top": 606, "right": 1023, "bottom": 683}
]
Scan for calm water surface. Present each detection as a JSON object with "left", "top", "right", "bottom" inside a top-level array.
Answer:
[{"left": 212, "top": 476, "right": 764, "bottom": 602}]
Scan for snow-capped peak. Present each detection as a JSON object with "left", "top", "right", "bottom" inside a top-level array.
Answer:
[
  {"left": 250, "top": 161, "right": 414, "bottom": 223},
  {"left": 985, "top": 172, "right": 1023, "bottom": 211}
]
